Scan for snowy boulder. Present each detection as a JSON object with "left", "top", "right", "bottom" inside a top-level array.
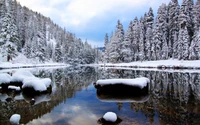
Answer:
[
  {"left": 10, "top": 114, "right": 21, "bottom": 125},
  {"left": 22, "top": 77, "right": 52, "bottom": 95},
  {"left": 95, "top": 77, "right": 150, "bottom": 89},
  {"left": 0, "top": 73, "right": 11, "bottom": 84},
  {"left": 98, "top": 112, "right": 122, "bottom": 124},
  {"left": 94, "top": 77, "right": 150, "bottom": 96},
  {"left": 103, "top": 112, "right": 117, "bottom": 122},
  {"left": 11, "top": 69, "right": 35, "bottom": 83}
]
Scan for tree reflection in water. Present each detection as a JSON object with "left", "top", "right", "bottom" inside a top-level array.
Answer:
[
  {"left": 0, "top": 67, "right": 200, "bottom": 125},
  {"left": 100, "top": 68, "right": 200, "bottom": 125}
]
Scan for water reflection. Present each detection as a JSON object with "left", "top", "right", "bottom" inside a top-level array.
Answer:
[
  {"left": 99, "top": 68, "right": 200, "bottom": 125},
  {"left": 0, "top": 66, "right": 99, "bottom": 125},
  {"left": 0, "top": 67, "right": 200, "bottom": 125}
]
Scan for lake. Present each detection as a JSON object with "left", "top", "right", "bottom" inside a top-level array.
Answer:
[{"left": 0, "top": 66, "right": 200, "bottom": 125}]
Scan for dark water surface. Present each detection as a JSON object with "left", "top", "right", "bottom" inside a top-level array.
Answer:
[{"left": 1, "top": 66, "right": 200, "bottom": 125}]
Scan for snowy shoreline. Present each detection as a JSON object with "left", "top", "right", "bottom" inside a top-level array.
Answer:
[
  {"left": 0, "top": 62, "right": 70, "bottom": 69},
  {"left": 1, "top": 59, "right": 200, "bottom": 71},
  {"left": 98, "top": 59, "right": 200, "bottom": 70}
]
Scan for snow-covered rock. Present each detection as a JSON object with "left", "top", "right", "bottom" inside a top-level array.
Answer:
[
  {"left": 22, "top": 77, "right": 51, "bottom": 92},
  {"left": 0, "top": 73, "right": 11, "bottom": 84},
  {"left": 96, "top": 77, "right": 149, "bottom": 89},
  {"left": 10, "top": 114, "right": 21, "bottom": 125},
  {"left": 103, "top": 112, "right": 117, "bottom": 122},
  {"left": 11, "top": 69, "right": 35, "bottom": 82}
]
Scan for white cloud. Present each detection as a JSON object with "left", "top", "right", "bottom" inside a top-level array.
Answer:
[{"left": 17, "top": 0, "right": 170, "bottom": 29}]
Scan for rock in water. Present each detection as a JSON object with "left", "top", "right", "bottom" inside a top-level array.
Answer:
[{"left": 103, "top": 112, "right": 117, "bottom": 122}]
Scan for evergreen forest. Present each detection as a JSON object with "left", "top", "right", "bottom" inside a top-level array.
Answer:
[
  {"left": 0, "top": 0, "right": 98, "bottom": 64},
  {"left": 102, "top": 0, "right": 200, "bottom": 63}
]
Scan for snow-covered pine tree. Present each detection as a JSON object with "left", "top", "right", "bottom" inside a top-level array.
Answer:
[
  {"left": 15, "top": 3, "right": 25, "bottom": 51},
  {"left": 0, "top": 12, "right": 19, "bottom": 61},
  {"left": 176, "top": 2, "right": 190, "bottom": 60},
  {"left": 145, "top": 8, "right": 154, "bottom": 60},
  {"left": 152, "top": 4, "right": 169, "bottom": 60},
  {"left": 46, "top": 43, "right": 53, "bottom": 61},
  {"left": 182, "top": 0, "right": 194, "bottom": 44},
  {"left": 23, "top": 11, "right": 34, "bottom": 58},
  {"left": 138, "top": 17, "right": 145, "bottom": 61},
  {"left": 132, "top": 17, "right": 140, "bottom": 61},
  {"left": 120, "top": 21, "right": 132, "bottom": 62},
  {"left": 34, "top": 14, "right": 47, "bottom": 62},
  {"left": 189, "top": 37, "right": 198, "bottom": 60},
  {"left": 54, "top": 42, "right": 62, "bottom": 62},
  {"left": 109, "top": 20, "right": 124, "bottom": 63},
  {"left": 193, "top": 0, "right": 200, "bottom": 34},
  {"left": 168, "top": 0, "right": 179, "bottom": 58},
  {"left": 104, "top": 33, "right": 109, "bottom": 50},
  {"left": 0, "top": 0, "right": 6, "bottom": 30},
  {"left": 152, "top": 21, "right": 162, "bottom": 60},
  {"left": 81, "top": 40, "right": 95, "bottom": 64},
  {"left": 102, "top": 33, "right": 109, "bottom": 63},
  {"left": 0, "top": 41, "right": 18, "bottom": 62},
  {"left": 189, "top": 0, "right": 200, "bottom": 60}
]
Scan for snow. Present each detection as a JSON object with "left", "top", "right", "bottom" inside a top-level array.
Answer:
[
  {"left": 0, "top": 68, "right": 52, "bottom": 92},
  {"left": 10, "top": 114, "right": 21, "bottom": 125},
  {"left": 22, "top": 77, "right": 51, "bottom": 92},
  {"left": 99, "top": 59, "right": 200, "bottom": 69},
  {"left": 8, "top": 86, "right": 21, "bottom": 91},
  {"left": 0, "top": 53, "right": 69, "bottom": 69},
  {"left": 96, "top": 77, "right": 149, "bottom": 89},
  {"left": 11, "top": 69, "right": 35, "bottom": 82},
  {"left": 0, "top": 73, "right": 11, "bottom": 84},
  {"left": 103, "top": 112, "right": 117, "bottom": 122}
]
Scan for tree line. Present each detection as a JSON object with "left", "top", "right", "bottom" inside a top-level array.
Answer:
[
  {"left": 0, "top": 0, "right": 98, "bottom": 64},
  {"left": 102, "top": 0, "right": 200, "bottom": 63}
]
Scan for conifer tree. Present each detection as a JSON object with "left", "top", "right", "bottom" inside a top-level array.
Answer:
[
  {"left": 139, "top": 17, "right": 145, "bottom": 61},
  {"left": 120, "top": 21, "right": 132, "bottom": 62},
  {"left": 132, "top": 17, "right": 140, "bottom": 61},
  {"left": 54, "top": 42, "right": 62, "bottom": 62},
  {"left": 0, "top": 12, "right": 19, "bottom": 61},
  {"left": 145, "top": 8, "right": 154, "bottom": 60},
  {"left": 168, "top": 0, "right": 179, "bottom": 58},
  {"left": 109, "top": 20, "right": 124, "bottom": 63},
  {"left": 153, "top": 4, "right": 169, "bottom": 60},
  {"left": 176, "top": 3, "right": 190, "bottom": 60}
]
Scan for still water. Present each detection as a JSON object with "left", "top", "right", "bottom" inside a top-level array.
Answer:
[{"left": 0, "top": 66, "right": 200, "bottom": 125}]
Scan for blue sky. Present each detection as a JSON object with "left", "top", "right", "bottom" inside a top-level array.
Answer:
[{"left": 17, "top": 0, "right": 185, "bottom": 47}]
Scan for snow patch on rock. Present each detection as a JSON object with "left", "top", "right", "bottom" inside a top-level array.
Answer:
[
  {"left": 0, "top": 73, "right": 11, "bottom": 84},
  {"left": 22, "top": 77, "right": 51, "bottom": 92},
  {"left": 96, "top": 77, "right": 149, "bottom": 89},
  {"left": 103, "top": 112, "right": 117, "bottom": 122}
]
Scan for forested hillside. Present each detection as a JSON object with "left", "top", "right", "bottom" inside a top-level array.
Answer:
[
  {"left": 102, "top": 0, "right": 200, "bottom": 63},
  {"left": 0, "top": 0, "right": 98, "bottom": 64}
]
